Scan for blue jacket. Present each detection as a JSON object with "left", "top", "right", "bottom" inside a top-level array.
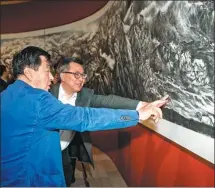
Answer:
[{"left": 1, "top": 80, "right": 138, "bottom": 187}]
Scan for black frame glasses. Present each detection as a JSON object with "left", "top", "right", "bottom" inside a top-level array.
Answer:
[{"left": 62, "top": 71, "right": 87, "bottom": 79}]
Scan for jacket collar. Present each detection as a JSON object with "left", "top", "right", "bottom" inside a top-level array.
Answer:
[{"left": 49, "top": 83, "right": 94, "bottom": 106}]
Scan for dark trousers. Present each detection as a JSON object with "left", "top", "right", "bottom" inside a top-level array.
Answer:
[
  {"left": 62, "top": 148, "right": 76, "bottom": 186},
  {"left": 62, "top": 133, "right": 89, "bottom": 186}
]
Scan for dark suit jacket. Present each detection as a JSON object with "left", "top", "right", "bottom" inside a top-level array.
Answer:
[
  {"left": 50, "top": 83, "right": 139, "bottom": 166},
  {"left": 0, "top": 78, "right": 8, "bottom": 93}
]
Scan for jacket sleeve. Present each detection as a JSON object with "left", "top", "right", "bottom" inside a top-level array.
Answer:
[
  {"left": 38, "top": 91, "right": 139, "bottom": 131},
  {"left": 90, "top": 94, "right": 139, "bottom": 110}
]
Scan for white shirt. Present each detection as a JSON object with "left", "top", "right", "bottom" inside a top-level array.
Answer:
[{"left": 58, "top": 84, "right": 77, "bottom": 151}]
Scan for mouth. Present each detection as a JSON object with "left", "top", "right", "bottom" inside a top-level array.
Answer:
[
  {"left": 76, "top": 84, "right": 82, "bottom": 87},
  {"left": 47, "top": 84, "right": 51, "bottom": 90}
]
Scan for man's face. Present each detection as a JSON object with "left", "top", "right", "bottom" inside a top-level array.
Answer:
[
  {"left": 61, "top": 62, "right": 86, "bottom": 93},
  {"left": 32, "top": 56, "right": 53, "bottom": 91}
]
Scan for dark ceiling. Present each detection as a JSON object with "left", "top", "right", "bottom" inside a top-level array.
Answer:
[{"left": 0, "top": 1, "right": 109, "bottom": 34}]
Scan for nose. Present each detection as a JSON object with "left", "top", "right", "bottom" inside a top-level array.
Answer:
[{"left": 49, "top": 72, "right": 54, "bottom": 81}]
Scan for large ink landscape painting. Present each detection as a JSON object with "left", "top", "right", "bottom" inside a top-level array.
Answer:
[{"left": 1, "top": 1, "right": 214, "bottom": 138}]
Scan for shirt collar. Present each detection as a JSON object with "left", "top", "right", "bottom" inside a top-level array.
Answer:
[{"left": 59, "top": 84, "right": 77, "bottom": 99}]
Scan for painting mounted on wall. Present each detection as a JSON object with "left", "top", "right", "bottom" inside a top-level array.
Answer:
[{"left": 1, "top": 1, "right": 214, "bottom": 138}]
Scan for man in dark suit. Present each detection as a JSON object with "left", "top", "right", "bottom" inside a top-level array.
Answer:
[
  {"left": 50, "top": 57, "right": 169, "bottom": 186},
  {"left": 0, "top": 64, "right": 9, "bottom": 92}
]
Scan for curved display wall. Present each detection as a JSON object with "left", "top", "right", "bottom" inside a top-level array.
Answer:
[
  {"left": 91, "top": 127, "right": 214, "bottom": 187},
  {"left": 1, "top": 0, "right": 109, "bottom": 33},
  {"left": 1, "top": 1, "right": 214, "bottom": 186}
]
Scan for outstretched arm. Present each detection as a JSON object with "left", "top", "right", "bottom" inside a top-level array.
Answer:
[
  {"left": 39, "top": 92, "right": 139, "bottom": 131},
  {"left": 38, "top": 92, "right": 163, "bottom": 131},
  {"left": 90, "top": 94, "right": 139, "bottom": 110},
  {"left": 90, "top": 93, "right": 169, "bottom": 111}
]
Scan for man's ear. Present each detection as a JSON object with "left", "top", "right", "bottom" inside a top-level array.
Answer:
[
  {"left": 60, "top": 73, "right": 64, "bottom": 81},
  {"left": 23, "top": 67, "right": 35, "bottom": 81}
]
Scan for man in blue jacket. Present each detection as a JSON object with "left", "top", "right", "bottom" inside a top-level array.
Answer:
[{"left": 1, "top": 46, "right": 164, "bottom": 187}]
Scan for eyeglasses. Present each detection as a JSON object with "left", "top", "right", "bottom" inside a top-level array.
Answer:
[{"left": 62, "top": 71, "right": 87, "bottom": 79}]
